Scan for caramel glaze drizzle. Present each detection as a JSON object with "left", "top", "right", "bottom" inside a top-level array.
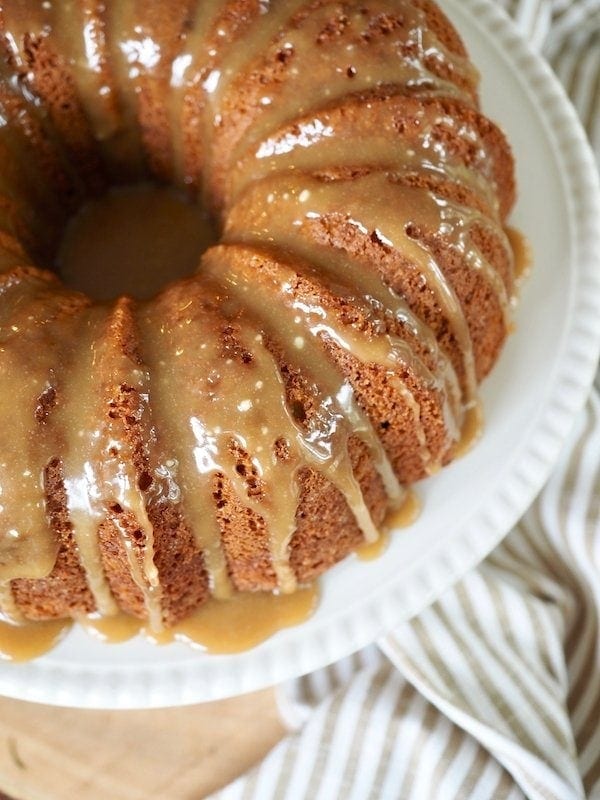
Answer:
[
  {"left": 0, "top": 0, "right": 518, "bottom": 654},
  {"left": 81, "top": 584, "right": 319, "bottom": 655},
  {"left": 54, "top": 304, "right": 162, "bottom": 626},
  {"left": 224, "top": 171, "right": 512, "bottom": 413},
  {"left": 0, "top": 272, "right": 81, "bottom": 583}
]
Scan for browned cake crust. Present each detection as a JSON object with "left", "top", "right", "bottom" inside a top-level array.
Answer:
[
  {"left": 11, "top": 458, "right": 97, "bottom": 619},
  {"left": 0, "top": 0, "right": 517, "bottom": 630}
]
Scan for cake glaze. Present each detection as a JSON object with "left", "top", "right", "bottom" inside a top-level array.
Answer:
[{"left": 0, "top": 0, "right": 516, "bottom": 644}]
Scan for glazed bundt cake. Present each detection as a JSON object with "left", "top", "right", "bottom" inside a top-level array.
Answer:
[{"left": 0, "top": 0, "right": 516, "bottom": 645}]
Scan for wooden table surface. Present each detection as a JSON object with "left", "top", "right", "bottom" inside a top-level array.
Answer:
[{"left": 0, "top": 690, "right": 285, "bottom": 800}]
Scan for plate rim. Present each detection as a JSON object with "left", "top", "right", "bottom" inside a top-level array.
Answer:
[{"left": 2, "top": 0, "right": 600, "bottom": 708}]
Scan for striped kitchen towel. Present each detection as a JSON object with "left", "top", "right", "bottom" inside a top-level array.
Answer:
[{"left": 209, "top": 2, "right": 600, "bottom": 798}]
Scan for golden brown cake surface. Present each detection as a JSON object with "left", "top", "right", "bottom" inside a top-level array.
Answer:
[{"left": 0, "top": 0, "right": 517, "bottom": 649}]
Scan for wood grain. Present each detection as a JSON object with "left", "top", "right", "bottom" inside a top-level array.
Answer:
[{"left": 0, "top": 690, "right": 285, "bottom": 800}]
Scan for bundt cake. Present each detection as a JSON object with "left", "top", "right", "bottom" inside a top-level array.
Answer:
[{"left": 0, "top": 0, "right": 517, "bottom": 651}]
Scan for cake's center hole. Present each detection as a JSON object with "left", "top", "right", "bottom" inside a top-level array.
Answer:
[{"left": 56, "top": 183, "right": 218, "bottom": 301}]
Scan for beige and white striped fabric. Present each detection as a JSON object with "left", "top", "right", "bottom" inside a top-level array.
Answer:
[{"left": 209, "top": 2, "right": 600, "bottom": 798}]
